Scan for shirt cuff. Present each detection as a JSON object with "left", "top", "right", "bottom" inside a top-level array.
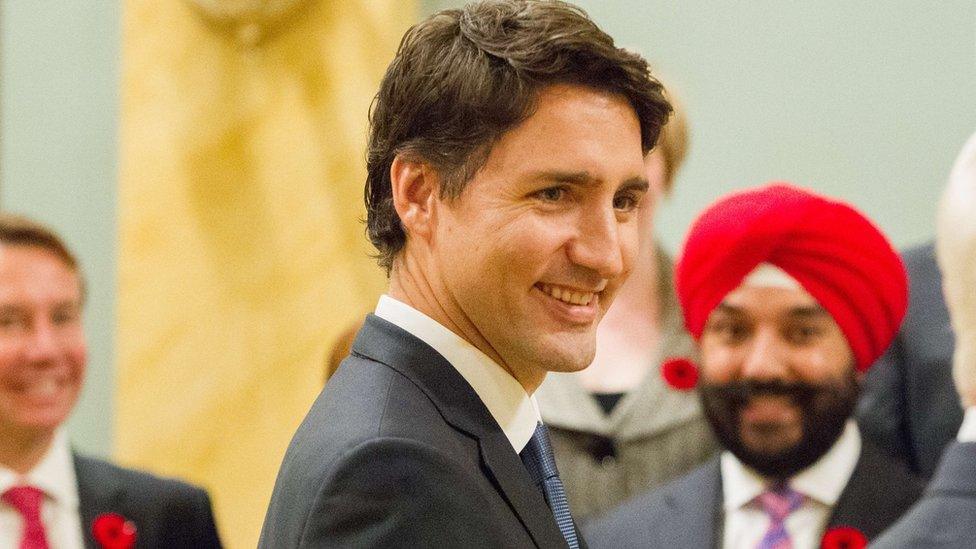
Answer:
[{"left": 957, "top": 406, "right": 976, "bottom": 442}]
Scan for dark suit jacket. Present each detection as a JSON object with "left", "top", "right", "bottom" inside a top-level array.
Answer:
[
  {"left": 585, "top": 442, "right": 923, "bottom": 548},
  {"left": 857, "top": 242, "right": 962, "bottom": 477},
  {"left": 259, "top": 314, "right": 575, "bottom": 548},
  {"left": 74, "top": 454, "right": 222, "bottom": 549},
  {"left": 870, "top": 442, "right": 976, "bottom": 548}
]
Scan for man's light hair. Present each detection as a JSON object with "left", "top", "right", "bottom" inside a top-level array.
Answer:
[{"left": 936, "top": 131, "right": 976, "bottom": 406}]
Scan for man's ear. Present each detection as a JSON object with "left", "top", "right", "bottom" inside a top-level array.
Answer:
[{"left": 391, "top": 155, "right": 439, "bottom": 242}]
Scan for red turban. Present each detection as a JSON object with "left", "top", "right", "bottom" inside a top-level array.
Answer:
[{"left": 675, "top": 182, "right": 907, "bottom": 371}]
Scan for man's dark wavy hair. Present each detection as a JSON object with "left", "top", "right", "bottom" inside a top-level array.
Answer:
[{"left": 365, "top": 0, "right": 672, "bottom": 272}]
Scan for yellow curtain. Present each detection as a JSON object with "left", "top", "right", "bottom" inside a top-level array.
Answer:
[{"left": 116, "top": 1, "right": 414, "bottom": 546}]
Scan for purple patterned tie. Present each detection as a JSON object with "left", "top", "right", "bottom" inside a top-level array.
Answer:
[{"left": 755, "top": 483, "right": 804, "bottom": 549}]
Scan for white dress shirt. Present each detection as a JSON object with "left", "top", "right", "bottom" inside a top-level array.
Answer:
[
  {"left": 375, "top": 294, "right": 541, "bottom": 453},
  {"left": 957, "top": 406, "right": 976, "bottom": 442},
  {"left": 0, "top": 430, "right": 84, "bottom": 549},
  {"left": 720, "top": 421, "right": 862, "bottom": 549}
]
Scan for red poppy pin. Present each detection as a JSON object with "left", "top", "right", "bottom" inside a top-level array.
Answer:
[
  {"left": 821, "top": 526, "right": 867, "bottom": 549},
  {"left": 661, "top": 357, "right": 699, "bottom": 390},
  {"left": 92, "top": 513, "right": 137, "bottom": 549}
]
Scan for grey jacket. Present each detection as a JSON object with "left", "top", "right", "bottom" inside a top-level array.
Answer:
[{"left": 871, "top": 442, "right": 976, "bottom": 548}]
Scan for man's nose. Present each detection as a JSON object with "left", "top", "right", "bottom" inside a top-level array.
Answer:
[
  {"left": 566, "top": 205, "right": 625, "bottom": 279},
  {"left": 740, "top": 329, "right": 790, "bottom": 380},
  {"left": 24, "top": 323, "right": 59, "bottom": 363}
]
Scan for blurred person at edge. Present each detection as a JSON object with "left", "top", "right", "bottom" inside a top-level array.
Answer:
[
  {"left": 856, "top": 244, "right": 960, "bottom": 478},
  {"left": 587, "top": 184, "right": 924, "bottom": 548},
  {"left": 872, "top": 131, "right": 976, "bottom": 548},
  {"left": 0, "top": 214, "right": 222, "bottom": 549},
  {"left": 534, "top": 91, "right": 718, "bottom": 522}
]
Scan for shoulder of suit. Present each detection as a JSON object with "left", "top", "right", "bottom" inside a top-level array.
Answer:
[
  {"left": 74, "top": 453, "right": 211, "bottom": 501},
  {"left": 585, "top": 458, "right": 718, "bottom": 548},
  {"left": 599, "top": 456, "right": 717, "bottom": 521}
]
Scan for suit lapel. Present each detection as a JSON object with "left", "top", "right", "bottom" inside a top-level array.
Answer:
[
  {"left": 479, "top": 429, "right": 571, "bottom": 548},
  {"left": 74, "top": 454, "right": 125, "bottom": 549},
  {"left": 827, "top": 441, "right": 925, "bottom": 540},
  {"left": 353, "top": 315, "right": 567, "bottom": 548}
]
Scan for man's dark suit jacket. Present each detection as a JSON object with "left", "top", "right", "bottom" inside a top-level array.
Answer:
[
  {"left": 585, "top": 442, "right": 923, "bottom": 548},
  {"left": 857, "top": 242, "right": 962, "bottom": 477},
  {"left": 74, "top": 454, "right": 222, "bottom": 548},
  {"left": 259, "top": 314, "right": 573, "bottom": 548},
  {"left": 871, "top": 442, "right": 976, "bottom": 548}
]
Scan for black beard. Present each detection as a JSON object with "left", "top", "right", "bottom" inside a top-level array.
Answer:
[{"left": 699, "top": 373, "right": 859, "bottom": 479}]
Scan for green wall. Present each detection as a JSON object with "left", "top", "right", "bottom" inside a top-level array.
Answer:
[
  {"left": 0, "top": 1, "right": 120, "bottom": 457},
  {"left": 424, "top": 0, "right": 976, "bottom": 251}
]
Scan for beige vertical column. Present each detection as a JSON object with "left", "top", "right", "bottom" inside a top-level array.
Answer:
[{"left": 116, "top": 2, "right": 414, "bottom": 546}]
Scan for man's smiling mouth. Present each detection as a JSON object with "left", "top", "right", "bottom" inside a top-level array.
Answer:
[{"left": 536, "top": 282, "right": 606, "bottom": 306}]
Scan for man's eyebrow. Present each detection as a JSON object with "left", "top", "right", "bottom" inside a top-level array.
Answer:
[
  {"left": 532, "top": 170, "right": 591, "bottom": 184},
  {"left": 618, "top": 176, "right": 650, "bottom": 193},
  {"left": 712, "top": 302, "right": 742, "bottom": 315},
  {"left": 788, "top": 305, "right": 830, "bottom": 318},
  {"left": 526, "top": 171, "right": 649, "bottom": 192}
]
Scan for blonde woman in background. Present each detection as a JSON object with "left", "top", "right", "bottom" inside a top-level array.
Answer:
[{"left": 535, "top": 91, "right": 719, "bottom": 522}]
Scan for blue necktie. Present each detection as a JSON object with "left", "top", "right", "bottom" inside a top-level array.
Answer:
[{"left": 520, "top": 422, "right": 580, "bottom": 549}]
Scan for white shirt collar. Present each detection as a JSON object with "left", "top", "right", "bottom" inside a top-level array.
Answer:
[
  {"left": 375, "top": 295, "right": 541, "bottom": 452},
  {"left": 957, "top": 406, "right": 976, "bottom": 442},
  {"left": 0, "top": 430, "right": 79, "bottom": 509},
  {"left": 722, "top": 420, "right": 862, "bottom": 509}
]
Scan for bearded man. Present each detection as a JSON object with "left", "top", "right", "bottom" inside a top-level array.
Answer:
[{"left": 587, "top": 183, "right": 924, "bottom": 549}]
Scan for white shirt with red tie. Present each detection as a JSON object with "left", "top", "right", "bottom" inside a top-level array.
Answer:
[{"left": 0, "top": 430, "right": 84, "bottom": 549}]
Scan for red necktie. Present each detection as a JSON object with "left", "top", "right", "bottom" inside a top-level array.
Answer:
[{"left": 3, "top": 485, "right": 50, "bottom": 549}]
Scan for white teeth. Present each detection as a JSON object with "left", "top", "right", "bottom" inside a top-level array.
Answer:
[{"left": 541, "top": 284, "right": 596, "bottom": 306}]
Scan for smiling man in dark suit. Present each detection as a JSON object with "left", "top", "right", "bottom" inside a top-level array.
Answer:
[
  {"left": 0, "top": 214, "right": 222, "bottom": 549},
  {"left": 258, "top": 1, "right": 672, "bottom": 547},
  {"left": 588, "top": 184, "right": 924, "bottom": 549}
]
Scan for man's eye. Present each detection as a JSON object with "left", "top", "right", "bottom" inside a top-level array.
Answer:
[
  {"left": 53, "top": 310, "right": 79, "bottom": 326},
  {"left": 707, "top": 319, "right": 748, "bottom": 342},
  {"left": 535, "top": 187, "right": 566, "bottom": 202},
  {"left": 786, "top": 325, "right": 821, "bottom": 344},
  {"left": 0, "top": 314, "right": 27, "bottom": 331},
  {"left": 613, "top": 192, "right": 641, "bottom": 212}
]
